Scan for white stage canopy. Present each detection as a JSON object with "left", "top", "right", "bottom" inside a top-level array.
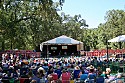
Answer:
[
  {"left": 108, "top": 35, "right": 125, "bottom": 42},
  {"left": 40, "top": 35, "right": 83, "bottom": 51}
]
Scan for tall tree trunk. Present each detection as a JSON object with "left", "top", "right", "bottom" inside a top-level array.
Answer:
[
  {"left": 2, "top": 41, "right": 5, "bottom": 51},
  {"left": 119, "top": 42, "right": 122, "bottom": 49},
  {"left": 10, "top": 40, "right": 13, "bottom": 50}
]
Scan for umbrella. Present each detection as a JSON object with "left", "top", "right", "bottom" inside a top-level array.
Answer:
[{"left": 108, "top": 35, "right": 125, "bottom": 42}]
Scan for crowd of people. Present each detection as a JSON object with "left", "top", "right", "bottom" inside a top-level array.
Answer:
[{"left": 0, "top": 53, "right": 125, "bottom": 83}]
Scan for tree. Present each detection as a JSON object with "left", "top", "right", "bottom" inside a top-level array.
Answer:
[
  {"left": 104, "top": 10, "right": 125, "bottom": 49},
  {"left": 0, "top": 0, "right": 63, "bottom": 50},
  {"left": 61, "top": 14, "right": 88, "bottom": 40}
]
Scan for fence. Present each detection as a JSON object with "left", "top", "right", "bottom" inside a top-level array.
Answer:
[
  {"left": 80, "top": 49, "right": 125, "bottom": 57},
  {"left": 0, "top": 50, "right": 41, "bottom": 58}
]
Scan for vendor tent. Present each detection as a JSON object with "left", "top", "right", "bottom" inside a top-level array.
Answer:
[
  {"left": 108, "top": 35, "right": 125, "bottom": 42},
  {"left": 40, "top": 35, "right": 83, "bottom": 51},
  {"left": 108, "top": 35, "right": 125, "bottom": 52}
]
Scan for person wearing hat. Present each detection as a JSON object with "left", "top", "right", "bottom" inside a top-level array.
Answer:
[
  {"left": 73, "top": 66, "right": 81, "bottom": 79},
  {"left": 88, "top": 65, "right": 96, "bottom": 83},
  {"left": 89, "top": 65, "right": 95, "bottom": 72}
]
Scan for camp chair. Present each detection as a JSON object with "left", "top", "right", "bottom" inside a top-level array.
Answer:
[
  {"left": 51, "top": 73, "right": 58, "bottom": 81},
  {"left": 19, "top": 78, "right": 29, "bottom": 83},
  {"left": 96, "top": 76, "right": 105, "bottom": 83},
  {"left": 62, "top": 72, "right": 71, "bottom": 83},
  {"left": 73, "top": 70, "right": 80, "bottom": 79},
  {"left": 9, "top": 78, "right": 15, "bottom": 83}
]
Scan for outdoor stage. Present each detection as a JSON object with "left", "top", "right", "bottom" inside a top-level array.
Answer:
[
  {"left": 40, "top": 35, "right": 83, "bottom": 57},
  {"left": 42, "top": 45, "right": 78, "bottom": 56}
]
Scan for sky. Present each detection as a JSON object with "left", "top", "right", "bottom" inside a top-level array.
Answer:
[{"left": 58, "top": 0, "right": 125, "bottom": 28}]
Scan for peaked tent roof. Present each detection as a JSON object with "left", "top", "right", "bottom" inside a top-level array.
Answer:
[
  {"left": 40, "top": 35, "right": 83, "bottom": 51},
  {"left": 42, "top": 35, "right": 83, "bottom": 44},
  {"left": 108, "top": 35, "right": 125, "bottom": 42}
]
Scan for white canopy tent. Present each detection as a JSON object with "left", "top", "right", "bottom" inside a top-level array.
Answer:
[
  {"left": 107, "top": 35, "right": 125, "bottom": 59},
  {"left": 40, "top": 35, "right": 83, "bottom": 51},
  {"left": 108, "top": 35, "right": 125, "bottom": 42}
]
